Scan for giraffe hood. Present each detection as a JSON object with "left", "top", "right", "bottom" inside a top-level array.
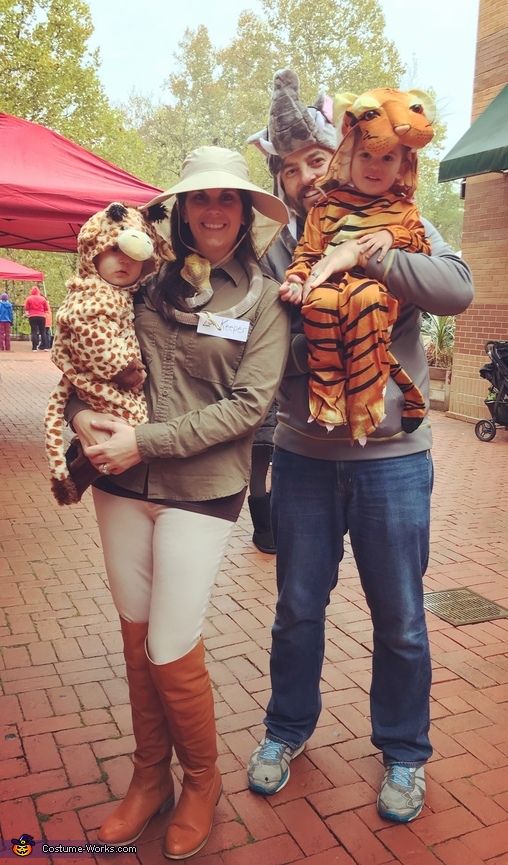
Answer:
[{"left": 74, "top": 202, "right": 172, "bottom": 290}]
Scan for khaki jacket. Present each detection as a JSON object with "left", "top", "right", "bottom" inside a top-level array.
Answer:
[{"left": 104, "top": 258, "right": 289, "bottom": 501}]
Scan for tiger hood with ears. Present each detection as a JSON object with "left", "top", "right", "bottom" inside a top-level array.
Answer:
[{"left": 320, "top": 88, "right": 436, "bottom": 199}]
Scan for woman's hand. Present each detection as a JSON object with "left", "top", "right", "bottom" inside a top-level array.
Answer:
[
  {"left": 305, "top": 240, "right": 361, "bottom": 294},
  {"left": 84, "top": 420, "right": 142, "bottom": 475}
]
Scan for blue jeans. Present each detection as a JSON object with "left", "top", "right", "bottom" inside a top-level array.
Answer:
[{"left": 266, "top": 447, "right": 433, "bottom": 765}]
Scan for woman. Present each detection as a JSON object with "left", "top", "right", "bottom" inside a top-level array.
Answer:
[{"left": 68, "top": 146, "right": 289, "bottom": 860}]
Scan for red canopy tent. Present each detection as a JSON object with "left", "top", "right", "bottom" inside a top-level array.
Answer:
[
  {"left": 0, "top": 113, "right": 163, "bottom": 253},
  {"left": 0, "top": 257, "right": 44, "bottom": 281}
]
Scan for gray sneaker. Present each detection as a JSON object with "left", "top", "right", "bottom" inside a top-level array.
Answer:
[
  {"left": 377, "top": 764, "right": 426, "bottom": 822},
  {"left": 247, "top": 736, "right": 305, "bottom": 795}
]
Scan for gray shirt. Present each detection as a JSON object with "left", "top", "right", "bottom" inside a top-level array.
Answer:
[{"left": 261, "top": 219, "right": 474, "bottom": 461}]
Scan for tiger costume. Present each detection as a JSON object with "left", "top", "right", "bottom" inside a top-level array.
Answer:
[{"left": 285, "top": 88, "right": 435, "bottom": 444}]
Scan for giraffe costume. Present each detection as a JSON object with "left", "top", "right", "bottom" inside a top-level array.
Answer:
[{"left": 44, "top": 202, "right": 172, "bottom": 505}]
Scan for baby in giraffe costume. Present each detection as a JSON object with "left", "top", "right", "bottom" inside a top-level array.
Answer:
[{"left": 44, "top": 202, "right": 171, "bottom": 506}]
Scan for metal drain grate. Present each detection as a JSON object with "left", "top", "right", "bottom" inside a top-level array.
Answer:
[{"left": 423, "top": 588, "right": 508, "bottom": 626}]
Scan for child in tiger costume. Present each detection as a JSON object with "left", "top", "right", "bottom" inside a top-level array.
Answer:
[{"left": 279, "top": 87, "right": 435, "bottom": 445}]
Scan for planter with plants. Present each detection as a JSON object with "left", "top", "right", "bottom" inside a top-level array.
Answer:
[{"left": 421, "top": 314, "right": 455, "bottom": 411}]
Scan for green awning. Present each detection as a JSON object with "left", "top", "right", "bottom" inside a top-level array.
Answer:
[{"left": 439, "top": 84, "right": 508, "bottom": 182}]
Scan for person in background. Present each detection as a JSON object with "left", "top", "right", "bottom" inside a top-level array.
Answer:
[
  {"left": 246, "top": 68, "right": 474, "bottom": 824},
  {"left": 23, "top": 284, "right": 49, "bottom": 350},
  {"left": 44, "top": 304, "right": 53, "bottom": 349},
  {"left": 0, "top": 292, "right": 13, "bottom": 351},
  {"left": 67, "top": 146, "right": 290, "bottom": 860}
]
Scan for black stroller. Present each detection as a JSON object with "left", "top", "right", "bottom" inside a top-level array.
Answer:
[{"left": 475, "top": 340, "right": 508, "bottom": 441}]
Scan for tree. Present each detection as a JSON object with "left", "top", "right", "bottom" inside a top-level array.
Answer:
[
  {"left": 1, "top": 0, "right": 105, "bottom": 142},
  {"left": 416, "top": 160, "right": 464, "bottom": 251},
  {"left": 130, "top": 27, "right": 234, "bottom": 188},
  {"left": 235, "top": 0, "right": 405, "bottom": 100},
  {"left": 0, "top": 0, "right": 159, "bottom": 306},
  {"left": 0, "top": 0, "right": 158, "bottom": 171},
  {"left": 135, "top": 0, "right": 406, "bottom": 190}
]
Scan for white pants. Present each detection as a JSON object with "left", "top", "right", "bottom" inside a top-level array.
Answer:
[{"left": 93, "top": 488, "right": 234, "bottom": 664}]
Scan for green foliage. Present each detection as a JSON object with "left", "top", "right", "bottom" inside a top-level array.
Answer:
[
  {"left": 421, "top": 314, "right": 456, "bottom": 367},
  {"left": 2, "top": 250, "right": 76, "bottom": 309},
  {"left": 131, "top": 0, "right": 463, "bottom": 249},
  {"left": 416, "top": 157, "right": 464, "bottom": 251},
  {"left": 0, "top": 0, "right": 158, "bottom": 307},
  {"left": 132, "top": 0, "right": 406, "bottom": 189},
  {"left": 255, "top": 0, "right": 404, "bottom": 97},
  {"left": 1, "top": 0, "right": 105, "bottom": 142},
  {"left": 410, "top": 100, "right": 464, "bottom": 249},
  {"left": 1, "top": 0, "right": 465, "bottom": 309}
]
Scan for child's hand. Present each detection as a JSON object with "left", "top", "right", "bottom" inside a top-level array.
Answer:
[
  {"left": 356, "top": 229, "right": 393, "bottom": 263},
  {"left": 73, "top": 409, "right": 127, "bottom": 447},
  {"left": 112, "top": 359, "right": 146, "bottom": 392},
  {"left": 279, "top": 275, "right": 304, "bottom": 305},
  {"left": 304, "top": 241, "right": 360, "bottom": 292}
]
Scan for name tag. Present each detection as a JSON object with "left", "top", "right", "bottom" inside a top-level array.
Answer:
[{"left": 196, "top": 313, "right": 250, "bottom": 342}]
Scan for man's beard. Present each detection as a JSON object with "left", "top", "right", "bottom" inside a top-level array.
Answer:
[{"left": 285, "top": 185, "right": 322, "bottom": 218}]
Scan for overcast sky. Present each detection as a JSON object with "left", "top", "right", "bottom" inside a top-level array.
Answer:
[{"left": 87, "top": 0, "right": 480, "bottom": 154}]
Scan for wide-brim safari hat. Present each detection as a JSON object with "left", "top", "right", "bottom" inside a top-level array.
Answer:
[{"left": 143, "top": 146, "right": 289, "bottom": 258}]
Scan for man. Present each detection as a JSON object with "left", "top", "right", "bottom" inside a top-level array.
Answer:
[
  {"left": 245, "top": 72, "right": 336, "bottom": 555},
  {"left": 246, "top": 69, "right": 474, "bottom": 823}
]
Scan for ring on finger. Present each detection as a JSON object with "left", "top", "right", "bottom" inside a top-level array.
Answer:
[{"left": 100, "top": 463, "right": 109, "bottom": 475}]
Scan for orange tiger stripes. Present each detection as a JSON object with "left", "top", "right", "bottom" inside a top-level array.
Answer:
[{"left": 288, "top": 189, "right": 430, "bottom": 442}]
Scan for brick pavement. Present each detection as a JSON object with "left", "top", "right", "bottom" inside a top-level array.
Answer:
[{"left": 1, "top": 342, "right": 507, "bottom": 865}]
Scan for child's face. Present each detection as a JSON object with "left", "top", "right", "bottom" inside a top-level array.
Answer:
[
  {"left": 94, "top": 246, "right": 144, "bottom": 287},
  {"left": 350, "top": 142, "right": 406, "bottom": 196}
]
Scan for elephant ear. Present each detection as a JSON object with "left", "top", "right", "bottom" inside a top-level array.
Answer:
[{"left": 407, "top": 89, "right": 436, "bottom": 123}]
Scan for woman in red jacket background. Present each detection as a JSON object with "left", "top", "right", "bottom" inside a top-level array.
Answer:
[{"left": 23, "top": 284, "right": 49, "bottom": 350}]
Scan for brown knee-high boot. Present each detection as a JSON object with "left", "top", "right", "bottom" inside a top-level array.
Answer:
[
  {"left": 149, "top": 640, "right": 222, "bottom": 860},
  {"left": 98, "top": 619, "right": 175, "bottom": 845}
]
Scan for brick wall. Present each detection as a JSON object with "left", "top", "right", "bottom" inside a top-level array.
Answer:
[{"left": 448, "top": 0, "right": 508, "bottom": 421}]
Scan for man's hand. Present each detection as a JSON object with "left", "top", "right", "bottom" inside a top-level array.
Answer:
[
  {"left": 279, "top": 274, "right": 304, "bottom": 305},
  {"left": 356, "top": 229, "right": 393, "bottom": 263}
]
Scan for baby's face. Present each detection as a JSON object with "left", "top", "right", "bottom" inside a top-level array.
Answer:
[
  {"left": 350, "top": 142, "right": 406, "bottom": 196},
  {"left": 94, "top": 246, "right": 144, "bottom": 287}
]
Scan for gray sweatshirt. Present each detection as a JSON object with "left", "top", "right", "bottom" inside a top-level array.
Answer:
[{"left": 261, "top": 218, "right": 474, "bottom": 461}]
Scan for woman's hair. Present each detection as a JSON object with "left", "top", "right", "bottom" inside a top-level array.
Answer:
[{"left": 151, "top": 190, "right": 257, "bottom": 315}]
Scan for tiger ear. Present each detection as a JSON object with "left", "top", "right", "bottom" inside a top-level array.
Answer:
[
  {"left": 407, "top": 89, "right": 436, "bottom": 122},
  {"left": 333, "top": 91, "right": 358, "bottom": 125}
]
